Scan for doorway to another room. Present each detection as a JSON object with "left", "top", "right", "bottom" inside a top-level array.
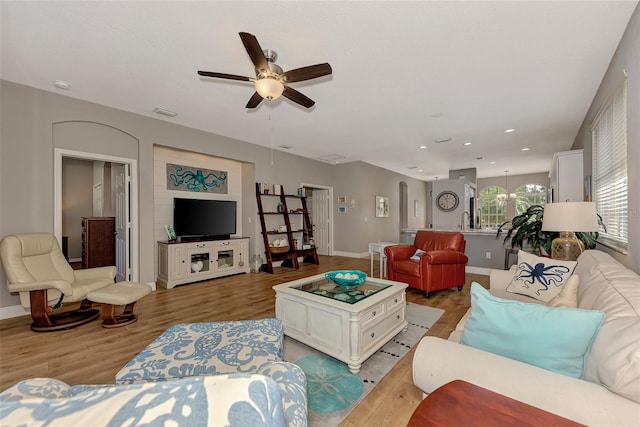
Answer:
[
  {"left": 54, "top": 149, "right": 139, "bottom": 282},
  {"left": 301, "top": 183, "right": 333, "bottom": 256}
]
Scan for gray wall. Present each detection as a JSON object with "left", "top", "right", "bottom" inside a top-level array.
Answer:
[
  {"left": 571, "top": 4, "right": 639, "bottom": 273},
  {"left": 333, "top": 162, "right": 428, "bottom": 253},
  {"left": 0, "top": 80, "right": 429, "bottom": 308}
]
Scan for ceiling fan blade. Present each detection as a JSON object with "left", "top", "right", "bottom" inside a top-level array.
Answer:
[
  {"left": 197, "top": 71, "right": 252, "bottom": 82},
  {"left": 283, "top": 63, "right": 332, "bottom": 83},
  {"left": 282, "top": 87, "right": 315, "bottom": 108},
  {"left": 246, "top": 92, "right": 263, "bottom": 109},
  {"left": 239, "top": 32, "right": 269, "bottom": 72}
]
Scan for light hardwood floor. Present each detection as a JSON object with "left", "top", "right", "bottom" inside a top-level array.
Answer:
[{"left": 0, "top": 255, "right": 488, "bottom": 426}]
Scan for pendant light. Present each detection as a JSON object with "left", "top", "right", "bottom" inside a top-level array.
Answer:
[{"left": 497, "top": 170, "right": 516, "bottom": 200}]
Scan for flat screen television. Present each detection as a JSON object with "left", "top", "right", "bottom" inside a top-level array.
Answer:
[{"left": 173, "top": 198, "right": 237, "bottom": 240}]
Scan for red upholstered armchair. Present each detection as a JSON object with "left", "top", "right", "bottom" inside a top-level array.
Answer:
[{"left": 384, "top": 231, "right": 468, "bottom": 298}]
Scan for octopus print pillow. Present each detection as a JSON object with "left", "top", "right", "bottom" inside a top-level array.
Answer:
[{"left": 506, "top": 251, "right": 577, "bottom": 303}]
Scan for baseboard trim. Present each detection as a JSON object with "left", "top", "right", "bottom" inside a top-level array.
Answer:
[
  {"left": 332, "top": 251, "right": 369, "bottom": 258},
  {"left": 0, "top": 305, "right": 30, "bottom": 320}
]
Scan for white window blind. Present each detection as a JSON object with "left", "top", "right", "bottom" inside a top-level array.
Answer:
[{"left": 591, "top": 80, "right": 627, "bottom": 249}]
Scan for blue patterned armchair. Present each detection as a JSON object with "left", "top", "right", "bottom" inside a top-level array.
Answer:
[
  {"left": 1, "top": 319, "right": 308, "bottom": 427},
  {"left": 0, "top": 375, "right": 288, "bottom": 426},
  {"left": 115, "top": 318, "right": 307, "bottom": 427}
]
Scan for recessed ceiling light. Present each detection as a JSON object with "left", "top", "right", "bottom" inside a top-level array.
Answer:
[
  {"left": 504, "top": 128, "right": 515, "bottom": 133},
  {"left": 153, "top": 107, "right": 178, "bottom": 117},
  {"left": 463, "top": 142, "right": 472, "bottom": 146},
  {"left": 490, "top": 161, "right": 496, "bottom": 164},
  {"left": 521, "top": 147, "right": 531, "bottom": 151},
  {"left": 418, "top": 169, "right": 424, "bottom": 172},
  {"left": 419, "top": 145, "right": 427, "bottom": 149},
  {"left": 53, "top": 80, "right": 70, "bottom": 90}
]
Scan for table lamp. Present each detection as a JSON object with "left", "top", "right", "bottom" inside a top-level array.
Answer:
[{"left": 541, "top": 202, "right": 599, "bottom": 261}]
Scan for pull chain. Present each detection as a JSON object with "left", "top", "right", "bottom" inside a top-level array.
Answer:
[{"left": 269, "top": 112, "right": 274, "bottom": 167}]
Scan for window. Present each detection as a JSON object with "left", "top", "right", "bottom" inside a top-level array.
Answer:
[
  {"left": 480, "top": 186, "right": 506, "bottom": 228},
  {"left": 514, "top": 184, "right": 547, "bottom": 215},
  {"left": 591, "top": 80, "right": 627, "bottom": 249}
]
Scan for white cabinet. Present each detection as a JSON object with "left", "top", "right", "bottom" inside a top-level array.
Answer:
[
  {"left": 157, "top": 238, "right": 250, "bottom": 289},
  {"left": 549, "top": 150, "right": 583, "bottom": 202}
]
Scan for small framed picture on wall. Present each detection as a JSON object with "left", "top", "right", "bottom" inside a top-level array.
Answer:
[{"left": 375, "top": 196, "right": 389, "bottom": 218}]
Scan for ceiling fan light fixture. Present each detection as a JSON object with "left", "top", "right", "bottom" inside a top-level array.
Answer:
[{"left": 255, "top": 76, "right": 284, "bottom": 100}]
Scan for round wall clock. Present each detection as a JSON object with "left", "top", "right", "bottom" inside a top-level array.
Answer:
[{"left": 436, "top": 191, "right": 459, "bottom": 212}]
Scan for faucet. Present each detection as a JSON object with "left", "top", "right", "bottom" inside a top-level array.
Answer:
[{"left": 460, "top": 211, "right": 470, "bottom": 232}]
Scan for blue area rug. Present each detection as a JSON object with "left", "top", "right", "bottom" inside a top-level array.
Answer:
[
  {"left": 284, "top": 303, "right": 444, "bottom": 427},
  {"left": 295, "top": 355, "right": 363, "bottom": 413}
]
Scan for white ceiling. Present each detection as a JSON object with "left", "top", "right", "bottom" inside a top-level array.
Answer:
[{"left": 1, "top": 1, "right": 637, "bottom": 180}]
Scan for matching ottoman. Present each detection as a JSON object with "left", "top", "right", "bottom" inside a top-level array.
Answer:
[
  {"left": 115, "top": 318, "right": 283, "bottom": 384},
  {"left": 87, "top": 281, "right": 151, "bottom": 328}
]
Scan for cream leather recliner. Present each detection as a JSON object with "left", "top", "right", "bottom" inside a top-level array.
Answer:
[{"left": 0, "top": 232, "right": 116, "bottom": 332}]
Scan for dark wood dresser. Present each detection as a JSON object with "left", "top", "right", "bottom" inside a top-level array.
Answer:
[{"left": 81, "top": 217, "right": 115, "bottom": 269}]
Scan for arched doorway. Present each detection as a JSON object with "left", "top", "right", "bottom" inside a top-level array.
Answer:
[{"left": 399, "top": 181, "right": 408, "bottom": 241}]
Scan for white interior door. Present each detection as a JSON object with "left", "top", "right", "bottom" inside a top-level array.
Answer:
[
  {"left": 114, "top": 164, "right": 130, "bottom": 282},
  {"left": 312, "top": 189, "right": 330, "bottom": 256}
]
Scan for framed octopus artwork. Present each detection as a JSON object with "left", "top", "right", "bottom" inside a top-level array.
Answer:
[{"left": 166, "top": 163, "right": 228, "bottom": 194}]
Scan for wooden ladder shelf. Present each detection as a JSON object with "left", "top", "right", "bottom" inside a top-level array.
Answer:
[{"left": 256, "top": 183, "right": 320, "bottom": 274}]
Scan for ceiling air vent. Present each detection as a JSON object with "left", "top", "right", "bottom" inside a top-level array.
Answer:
[
  {"left": 317, "top": 154, "right": 346, "bottom": 163},
  {"left": 434, "top": 137, "right": 452, "bottom": 143},
  {"left": 153, "top": 108, "right": 178, "bottom": 117}
]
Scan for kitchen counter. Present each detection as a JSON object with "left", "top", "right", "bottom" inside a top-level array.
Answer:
[{"left": 401, "top": 228, "right": 500, "bottom": 236}]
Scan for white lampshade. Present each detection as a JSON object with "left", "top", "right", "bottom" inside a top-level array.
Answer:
[
  {"left": 255, "top": 77, "right": 284, "bottom": 100},
  {"left": 541, "top": 202, "right": 599, "bottom": 232},
  {"left": 542, "top": 202, "right": 599, "bottom": 261}
]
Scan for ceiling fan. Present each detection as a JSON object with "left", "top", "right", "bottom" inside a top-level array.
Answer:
[{"left": 198, "top": 32, "right": 332, "bottom": 109}]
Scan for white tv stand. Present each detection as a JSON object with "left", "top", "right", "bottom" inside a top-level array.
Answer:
[{"left": 157, "top": 237, "right": 250, "bottom": 289}]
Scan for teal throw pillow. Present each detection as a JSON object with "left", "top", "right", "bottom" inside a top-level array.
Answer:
[{"left": 461, "top": 282, "right": 605, "bottom": 379}]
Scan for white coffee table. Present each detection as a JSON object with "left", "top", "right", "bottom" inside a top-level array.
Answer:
[{"left": 273, "top": 273, "right": 408, "bottom": 373}]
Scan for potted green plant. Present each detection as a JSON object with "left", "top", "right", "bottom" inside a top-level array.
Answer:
[{"left": 496, "top": 204, "right": 604, "bottom": 255}]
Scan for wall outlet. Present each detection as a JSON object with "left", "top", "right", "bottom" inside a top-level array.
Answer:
[{"left": 485, "top": 251, "right": 492, "bottom": 259}]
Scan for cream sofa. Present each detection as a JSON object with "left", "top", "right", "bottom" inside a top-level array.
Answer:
[{"left": 412, "top": 250, "right": 640, "bottom": 426}]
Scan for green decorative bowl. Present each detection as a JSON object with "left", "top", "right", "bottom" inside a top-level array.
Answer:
[{"left": 325, "top": 270, "right": 367, "bottom": 288}]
